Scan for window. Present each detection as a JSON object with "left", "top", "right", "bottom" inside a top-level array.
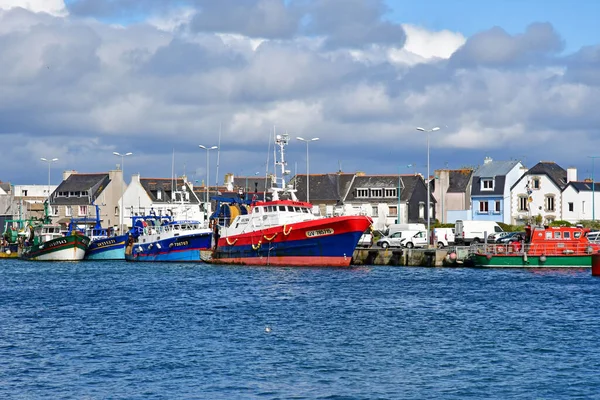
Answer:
[
  {"left": 545, "top": 195, "right": 555, "bottom": 212},
  {"left": 481, "top": 179, "right": 494, "bottom": 190},
  {"left": 51, "top": 206, "right": 58, "bottom": 216},
  {"left": 157, "top": 190, "right": 162, "bottom": 200},
  {"left": 419, "top": 202, "right": 425, "bottom": 219},
  {"left": 115, "top": 206, "right": 119, "bottom": 216},
  {"left": 554, "top": 231, "right": 561, "bottom": 239},
  {"left": 479, "top": 201, "right": 489, "bottom": 213},
  {"left": 356, "top": 188, "right": 368, "bottom": 198},
  {"left": 370, "top": 188, "right": 383, "bottom": 197},
  {"left": 532, "top": 178, "right": 540, "bottom": 189},
  {"left": 568, "top": 202, "right": 574, "bottom": 212},
  {"left": 79, "top": 205, "right": 88, "bottom": 216},
  {"left": 564, "top": 231, "right": 570, "bottom": 239},
  {"left": 518, "top": 196, "right": 528, "bottom": 212},
  {"left": 23, "top": 190, "right": 28, "bottom": 196},
  {"left": 385, "top": 188, "right": 397, "bottom": 197},
  {"left": 391, "top": 206, "right": 398, "bottom": 217},
  {"left": 495, "top": 201, "right": 501, "bottom": 213},
  {"left": 65, "top": 206, "right": 72, "bottom": 217}
]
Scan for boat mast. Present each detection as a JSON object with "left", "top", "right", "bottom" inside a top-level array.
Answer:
[{"left": 271, "top": 132, "right": 297, "bottom": 201}]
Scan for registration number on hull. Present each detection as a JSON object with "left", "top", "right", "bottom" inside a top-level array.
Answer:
[{"left": 305, "top": 228, "right": 334, "bottom": 238}]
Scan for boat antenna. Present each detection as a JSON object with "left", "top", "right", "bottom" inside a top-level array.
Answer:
[
  {"left": 264, "top": 126, "right": 273, "bottom": 200},
  {"left": 171, "top": 148, "right": 175, "bottom": 201}
]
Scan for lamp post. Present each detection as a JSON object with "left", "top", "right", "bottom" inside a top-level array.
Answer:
[
  {"left": 40, "top": 157, "right": 58, "bottom": 217},
  {"left": 199, "top": 145, "right": 218, "bottom": 204},
  {"left": 113, "top": 152, "right": 132, "bottom": 233},
  {"left": 296, "top": 137, "right": 319, "bottom": 203},
  {"left": 416, "top": 126, "right": 441, "bottom": 247},
  {"left": 589, "top": 156, "right": 600, "bottom": 221}
]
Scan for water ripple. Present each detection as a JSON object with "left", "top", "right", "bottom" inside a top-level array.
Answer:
[{"left": 1, "top": 261, "right": 599, "bottom": 399}]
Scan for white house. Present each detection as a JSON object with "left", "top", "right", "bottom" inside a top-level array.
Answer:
[
  {"left": 561, "top": 178, "right": 600, "bottom": 223},
  {"left": 510, "top": 162, "right": 571, "bottom": 224},
  {"left": 122, "top": 174, "right": 204, "bottom": 227}
]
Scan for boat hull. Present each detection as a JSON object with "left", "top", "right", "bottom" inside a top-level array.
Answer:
[
  {"left": 471, "top": 253, "right": 592, "bottom": 268},
  {"left": 1, "top": 244, "right": 19, "bottom": 259},
  {"left": 85, "top": 234, "right": 128, "bottom": 260},
  {"left": 125, "top": 232, "right": 211, "bottom": 262},
  {"left": 19, "top": 235, "right": 90, "bottom": 261},
  {"left": 209, "top": 216, "right": 371, "bottom": 267}
]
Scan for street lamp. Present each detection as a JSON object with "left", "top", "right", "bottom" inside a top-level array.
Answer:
[
  {"left": 199, "top": 145, "right": 218, "bottom": 204},
  {"left": 589, "top": 156, "right": 600, "bottom": 221},
  {"left": 416, "top": 126, "right": 441, "bottom": 247},
  {"left": 296, "top": 137, "right": 319, "bottom": 203},
  {"left": 113, "top": 152, "right": 132, "bottom": 233},
  {"left": 40, "top": 157, "right": 58, "bottom": 218}
]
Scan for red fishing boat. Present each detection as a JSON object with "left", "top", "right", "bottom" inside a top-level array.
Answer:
[
  {"left": 201, "top": 133, "right": 372, "bottom": 267},
  {"left": 469, "top": 225, "right": 600, "bottom": 268}
]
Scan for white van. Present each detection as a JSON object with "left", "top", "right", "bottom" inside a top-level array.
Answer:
[
  {"left": 455, "top": 220, "right": 503, "bottom": 245},
  {"left": 377, "top": 230, "right": 428, "bottom": 248},
  {"left": 433, "top": 227, "right": 455, "bottom": 248},
  {"left": 387, "top": 223, "right": 426, "bottom": 236}
]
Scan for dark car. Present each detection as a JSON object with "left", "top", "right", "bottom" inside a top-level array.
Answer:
[{"left": 497, "top": 232, "right": 525, "bottom": 244}]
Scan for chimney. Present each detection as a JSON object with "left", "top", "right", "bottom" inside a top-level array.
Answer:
[
  {"left": 63, "top": 170, "right": 77, "bottom": 180},
  {"left": 483, "top": 157, "right": 493, "bottom": 164},
  {"left": 567, "top": 167, "right": 577, "bottom": 183}
]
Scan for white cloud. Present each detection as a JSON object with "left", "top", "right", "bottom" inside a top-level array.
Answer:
[
  {"left": 0, "top": 0, "right": 66, "bottom": 16},
  {"left": 402, "top": 24, "right": 466, "bottom": 59}
]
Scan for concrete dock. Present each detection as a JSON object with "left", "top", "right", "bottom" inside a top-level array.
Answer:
[{"left": 351, "top": 246, "right": 471, "bottom": 267}]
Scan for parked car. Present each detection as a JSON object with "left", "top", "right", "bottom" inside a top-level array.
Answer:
[
  {"left": 376, "top": 232, "right": 405, "bottom": 248},
  {"left": 488, "top": 231, "right": 512, "bottom": 243},
  {"left": 357, "top": 231, "right": 374, "bottom": 248},
  {"left": 496, "top": 232, "right": 525, "bottom": 244}
]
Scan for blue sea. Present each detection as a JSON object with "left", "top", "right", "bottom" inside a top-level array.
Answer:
[{"left": 1, "top": 260, "right": 599, "bottom": 399}]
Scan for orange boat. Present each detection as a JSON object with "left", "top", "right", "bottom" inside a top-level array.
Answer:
[{"left": 469, "top": 225, "right": 600, "bottom": 268}]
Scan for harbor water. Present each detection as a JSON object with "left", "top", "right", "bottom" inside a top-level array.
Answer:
[{"left": 1, "top": 260, "right": 600, "bottom": 399}]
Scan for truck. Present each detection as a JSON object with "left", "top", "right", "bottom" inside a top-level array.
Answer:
[
  {"left": 454, "top": 220, "right": 503, "bottom": 245},
  {"left": 433, "top": 227, "right": 455, "bottom": 248}
]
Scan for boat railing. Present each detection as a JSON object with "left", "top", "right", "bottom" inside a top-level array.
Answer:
[{"left": 469, "top": 242, "right": 600, "bottom": 257}]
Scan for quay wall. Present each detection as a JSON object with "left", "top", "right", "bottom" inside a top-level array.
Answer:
[{"left": 351, "top": 247, "right": 470, "bottom": 267}]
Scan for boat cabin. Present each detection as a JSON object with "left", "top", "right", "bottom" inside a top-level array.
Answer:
[
  {"left": 218, "top": 200, "right": 317, "bottom": 236},
  {"left": 521, "top": 225, "right": 600, "bottom": 255}
]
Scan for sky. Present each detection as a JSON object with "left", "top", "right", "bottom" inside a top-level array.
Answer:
[{"left": 1, "top": 0, "right": 599, "bottom": 187}]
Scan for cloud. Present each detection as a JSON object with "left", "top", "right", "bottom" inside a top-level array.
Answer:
[
  {"left": 0, "top": 3, "right": 598, "bottom": 187},
  {"left": 450, "top": 22, "right": 564, "bottom": 67},
  {"left": 0, "top": 0, "right": 67, "bottom": 16}
]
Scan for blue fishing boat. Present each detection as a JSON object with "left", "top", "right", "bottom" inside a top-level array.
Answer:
[
  {"left": 124, "top": 189, "right": 212, "bottom": 262},
  {"left": 67, "top": 204, "right": 131, "bottom": 260}
]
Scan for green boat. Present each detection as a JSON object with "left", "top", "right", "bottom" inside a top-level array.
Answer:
[{"left": 467, "top": 225, "right": 600, "bottom": 268}]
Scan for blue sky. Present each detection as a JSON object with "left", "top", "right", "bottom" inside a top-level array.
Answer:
[
  {"left": 1, "top": 0, "right": 599, "bottom": 186},
  {"left": 386, "top": 0, "right": 599, "bottom": 53}
]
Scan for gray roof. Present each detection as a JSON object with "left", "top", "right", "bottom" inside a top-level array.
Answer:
[
  {"left": 474, "top": 160, "right": 520, "bottom": 178},
  {"left": 527, "top": 161, "right": 568, "bottom": 189},
  {"left": 141, "top": 178, "right": 200, "bottom": 203},
  {"left": 348, "top": 174, "right": 429, "bottom": 203},
  {"left": 564, "top": 181, "right": 600, "bottom": 192},
  {"left": 293, "top": 173, "right": 355, "bottom": 202},
  {"left": 51, "top": 173, "right": 110, "bottom": 205},
  {"left": 447, "top": 169, "right": 473, "bottom": 193},
  {"left": 0, "top": 182, "right": 11, "bottom": 193}
]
